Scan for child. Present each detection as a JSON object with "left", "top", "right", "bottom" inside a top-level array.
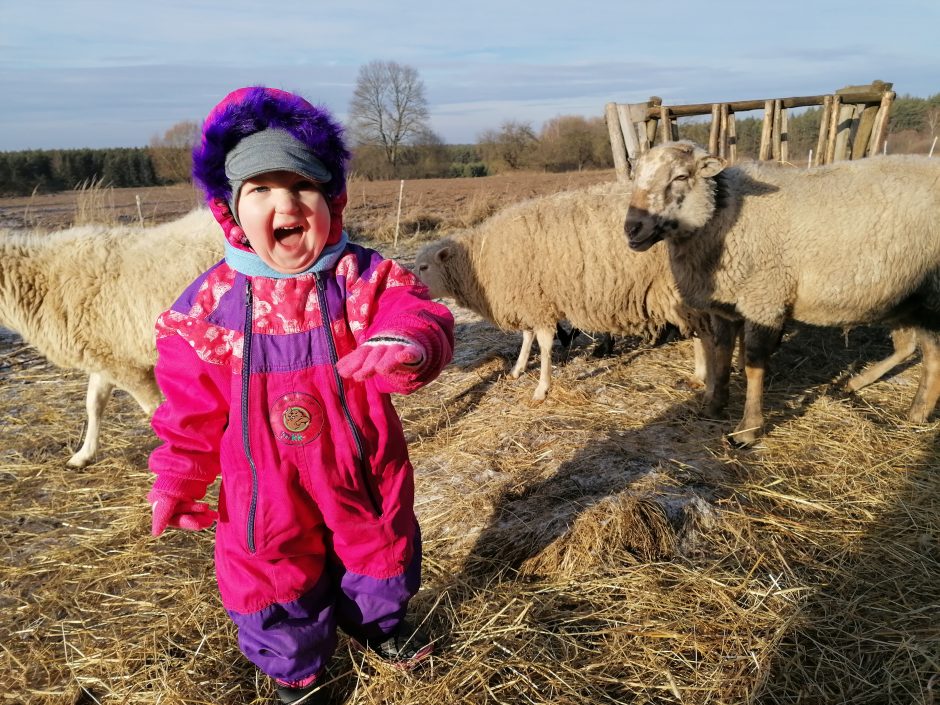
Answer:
[{"left": 147, "top": 86, "right": 455, "bottom": 704}]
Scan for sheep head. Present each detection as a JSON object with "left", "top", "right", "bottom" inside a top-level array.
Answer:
[
  {"left": 413, "top": 240, "right": 454, "bottom": 299},
  {"left": 624, "top": 141, "right": 725, "bottom": 251}
]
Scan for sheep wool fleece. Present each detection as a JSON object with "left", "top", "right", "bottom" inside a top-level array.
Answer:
[{"left": 148, "top": 86, "right": 455, "bottom": 686}]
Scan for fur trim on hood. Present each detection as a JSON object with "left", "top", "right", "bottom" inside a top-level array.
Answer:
[{"left": 192, "top": 86, "right": 350, "bottom": 247}]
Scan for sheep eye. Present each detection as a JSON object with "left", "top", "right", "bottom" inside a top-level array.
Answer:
[{"left": 672, "top": 174, "right": 689, "bottom": 183}]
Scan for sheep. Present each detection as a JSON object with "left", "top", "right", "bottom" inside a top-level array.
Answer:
[
  {"left": 0, "top": 209, "right": 222, "bottom": 466},
  {"left": 413, "top": 181, "right": 711, "bottom": 400},
  {"left": 624, "top": 140, "right": 940, "bottom": 445}
]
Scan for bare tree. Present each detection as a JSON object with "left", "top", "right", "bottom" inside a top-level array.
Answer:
[
  {"left": 348, "top": 60, "right": 430, "bottom": 169},
  {"left": 148, "top": 121, "right": 200, "bottom": 183},
  {"left": 478, "top": 120, "right": 538, "bottom": 171}
]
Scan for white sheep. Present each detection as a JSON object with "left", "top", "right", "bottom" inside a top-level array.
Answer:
[
  {"left": 0, "top": 209, "right": 222, "bottom": 466},
  {"left": 624, "top": 141, "right": 940, "bottom": 444},
  {"left": 414, "top": 181, "right": 711, "bottom": 400}
]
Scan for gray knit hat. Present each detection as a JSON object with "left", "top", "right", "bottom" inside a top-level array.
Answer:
[{"left": 224, "top": 128, "right": 332, "bottom": 219}]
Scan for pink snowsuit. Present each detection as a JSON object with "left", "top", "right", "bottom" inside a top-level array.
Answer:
[{"left": 148, "top": 86, "right": 455, "bottom": 685}]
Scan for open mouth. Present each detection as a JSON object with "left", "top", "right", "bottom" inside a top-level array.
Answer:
[{"left": 274, "top": 226, "right": 304, "bottom": 242}]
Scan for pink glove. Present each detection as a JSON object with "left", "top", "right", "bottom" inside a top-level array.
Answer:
[
  {"left": 148, "top": 489, "right": 218, "bottom": 537},
  {"left": 336, "top": 340, "right": 425, "bottom": 383}
]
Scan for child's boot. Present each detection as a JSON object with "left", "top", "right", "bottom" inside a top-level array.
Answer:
[{"left": 357, "top": 620, "right": 435, "bottom": 667}]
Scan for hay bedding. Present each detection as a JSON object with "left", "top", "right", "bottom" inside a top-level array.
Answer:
[{"left": 1, "top": 261, "right": 938, "bottom": 704}]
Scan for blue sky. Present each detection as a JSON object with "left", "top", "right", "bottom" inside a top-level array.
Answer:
[{"left": 2, "top": 0, "right": 938, "bottom": 150}]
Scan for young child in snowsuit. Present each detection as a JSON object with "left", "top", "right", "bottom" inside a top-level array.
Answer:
[{"left": 147, "top": 86, "right": 455, "bottom": 704}]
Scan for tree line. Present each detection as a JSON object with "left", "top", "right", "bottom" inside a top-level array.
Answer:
[{"left": 1, "top": 60, "right": 937, "bottom": 197}]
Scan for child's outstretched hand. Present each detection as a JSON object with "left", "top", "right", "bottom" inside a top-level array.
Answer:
[
  {"left": 336, "top": 339, "right": 425, "bottom": 383},
  {"left": 148, "top": 489, "right": 219, "bottom": 537}
]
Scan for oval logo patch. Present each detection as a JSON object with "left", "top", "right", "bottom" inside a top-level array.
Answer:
[{"left": 271, "top": 392, "right": 324, "bottom": 445}]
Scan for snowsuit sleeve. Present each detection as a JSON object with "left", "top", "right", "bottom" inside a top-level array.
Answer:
[
  {"left": 342, "top": 252, "right": 455, "bottom": 395},
  {"left": 148, "top": 313, "right": 232, "bottom": 502}
]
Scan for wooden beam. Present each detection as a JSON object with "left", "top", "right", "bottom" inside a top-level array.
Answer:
[
  {"left": 605, "top": 103, "right": 631, "bottom": 182},
  {"left": 639, "top": 88, "right": 890, "bottom": 120},
  {"left": 815, "top": 95, "right": 832, "bottom": 166},
  {"left": 727, "top": 111, "right": 737, "bottom": 163},
  {"left": 616, "top": 104, "right": 640, "bottom": 164},
  {"left": 708, "top": 104, "right": 721, "bottom": 155},
  {"left": 833, "top": 102, "right": 856, "bottom": 161},
  {"left": 759, "top": 100, "right": 774, "bottom": 161},
  {"left": 780, "top": 105, "right": 789, "bottom": 163},
  {"left": 659, "top": 106, "right": 672, "bottom": 144},
  {"left": 870, "top": 91, "right": 896, "bottom": 156},
  {"left": 852, "top": 103, "right": 879, "bottom": 159},
  {"left": 719, "top": 103, "right": 730, "bottom": 159},
  {"left": 825, "top": 95, "right": 842, "bottom": 164},
  {"left": 772, "top": 99, "right": 783, "bottom": 161}
]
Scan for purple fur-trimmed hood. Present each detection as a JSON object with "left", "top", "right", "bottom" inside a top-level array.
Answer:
[
  {"left": 193, "top": 86, "right": 349, "bottom": 203},
  {"left": 192, "top": 86, "right": 351, "bottom": 247}
]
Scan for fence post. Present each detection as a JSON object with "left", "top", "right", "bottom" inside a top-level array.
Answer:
[{"left": 605, "top": 102, "right": 631, "bottom": 182}]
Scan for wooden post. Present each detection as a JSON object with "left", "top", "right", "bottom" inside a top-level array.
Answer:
[
  {"left": 833, "top": 102, "right": 855, "bottom": 161},
  {"left": 647, "top": 96, "right": 662, "bottom": 146},
  {"left": 617, "top": 104, "right": 642, "bottom": 163},
  {"left": 659, "top": 106, "right": 673, "bottom": 144},
  {"left": 780, "top": 105, "right": 789, "bottom": 163},
  {"left": 727, "top": 110, "right": 737, "bottom": 163},
  {"left": 605, "top": 102, "right": 631, "bottom": 182},
  {"left": 869, "top": 91, "right": 895, "bottom": 157},
  {"left": 759, "top": 100, "right": 774, "bottom": 161},
  {"left": 627, "top": 102, "right": 652, "bottom": 153},
  {"left": 394, "top": 180, "right": 404, "bottom": 248},
  {"left": 708, "top": 104, "right": 721, "bottom": 155},
  {"left": 815, "top": 95, "right": 832, "bottom": 166},
  {"left": 772, "top": 99, "right": 783, "bottom": 161},
  {"left": 852, "top": 103, "right": 880, "bottom": 159},
  {"left": 825, "top": 94, "right": 842, "bottom": 164},
  {"left": 719, "top": 103, "right": 730, "bottom": 159}
]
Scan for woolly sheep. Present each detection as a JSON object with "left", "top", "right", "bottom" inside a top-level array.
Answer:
[
  {"left": 413, "top": 181, "right": 711, "bottom": 400},
  {"left": 624, "top": 141, "right": 940, "bottom": 445},
  {"left": 0, "top": 209, "right": 222, "bottom": 466}
]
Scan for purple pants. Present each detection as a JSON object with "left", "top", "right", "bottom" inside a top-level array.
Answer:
[{"left": 226, "top": 533, "right": 422, "bottom": 684}]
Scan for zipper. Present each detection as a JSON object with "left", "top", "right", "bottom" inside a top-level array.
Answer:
[
  {"left": 315, "top": 273, "right": 383, "bottom": 517},
  {"left": 241, "top": 279, "right": 259, "bottom": 553}
]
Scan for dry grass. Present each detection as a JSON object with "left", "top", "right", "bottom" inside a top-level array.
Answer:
[
  {"left": 1, "top": 181, "right": 938, "bottom": 704},
  {"left": 2, "top": 307, "right": 937, "bottom": 705}
]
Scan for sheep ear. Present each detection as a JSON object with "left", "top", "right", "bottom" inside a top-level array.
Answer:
[
  {"left": 696, "top": 155, "right": 726, "bottom": 178},
  {"left": 435, "top": 246, "right": 451, "bottom": 263}
]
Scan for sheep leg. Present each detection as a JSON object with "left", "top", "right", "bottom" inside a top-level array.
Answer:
[
  {"left": 532, "top": 327, "right": 556, "bottom": 401},
  {"left": 510, "top": 330, "right": 535, "bottom": 379},
  {"left": 67, "top": 372, "right": 114, "bottom": 468},
  {"left": 845, "top": 327, "right": 918, "bottom": 392},
  {"left": 906, "top": 330, "right": 940, "bottom": 423},
  {"left": 730, "top": 322, "right": 779, "bottom": 446},
  {"left": 122, "top": 373, "right": 162, "bottom": 416},
  {"left": 700, "top": 316, "right": 736, "bottom": 416},
  {"left": 692, "top": 336, "right": 707, "bottom": 385}
]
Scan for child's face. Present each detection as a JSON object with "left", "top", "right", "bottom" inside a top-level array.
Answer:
[{"left": 237, "top": 170, "right": 331, "bottom": 274}]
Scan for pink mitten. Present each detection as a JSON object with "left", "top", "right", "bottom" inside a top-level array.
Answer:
[
  {"left": 336, "top": 340, "right": 424, "bottom": 383},
  {"left": 148, "top": 489, "right": 218, "bottom": 537}
]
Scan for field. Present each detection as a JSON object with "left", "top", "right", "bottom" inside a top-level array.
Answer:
[{"left": 0, "top": 172, "right": 938, "bottom": 705}]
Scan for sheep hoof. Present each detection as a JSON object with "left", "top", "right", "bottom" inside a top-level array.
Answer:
[
  {"left": 727, "top": 422, "right": 761, "bottom": 447},
  {"left": 66, "top": 453, "right": 92, "bottom": 469},
  {"left": 906, "top": 408, "right": 931, "bottom": 424},
  {"left": 699, "top": 398, "right": 727, "bottom": 418},
  {"left": 531, "top": 387, "right": 549, "bottom": 402},
  {"left": 676, "top": 376, "right": 705, "bottom": 391}
]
